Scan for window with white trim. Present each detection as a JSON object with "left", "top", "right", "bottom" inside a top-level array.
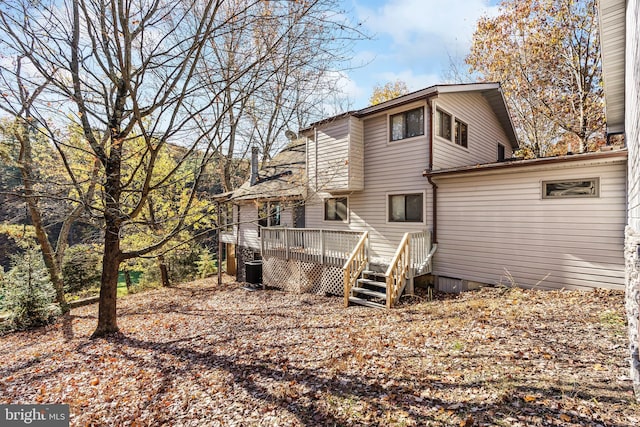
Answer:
[
  {"left": 436, "top": 109, "right": 452, "bottom": 140},
  {"left": 542, "top": 178, "right": 599, "bottom": 199},
  {"left": 388, "top": 193, "right": 423, "bottom": 222},
  {"left": 324, "top": 197, "right": 348, "bottom": 221},
  {"left": 454, "top": 119, "right": 468, "bottom": 148},
  {"left": 258, "top": 201, "right": 281, "bottom": 228},
  {"left": 390, "top": 107, "right": 424, "bottom": 141},
  {"left": 221, "top": 203, "right": 233, "bottom": 231}
]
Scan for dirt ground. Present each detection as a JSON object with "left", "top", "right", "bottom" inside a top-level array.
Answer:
[{"left": 0, "top": 277, "right": 638, "bottom": 426}]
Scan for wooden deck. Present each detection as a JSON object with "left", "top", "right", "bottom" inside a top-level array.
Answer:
[{"left": 261, "top": 228, "right": 364, "bottom": 267}]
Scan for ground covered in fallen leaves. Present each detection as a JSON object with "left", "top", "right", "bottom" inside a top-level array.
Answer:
[{"left": 1, "top": 277, "right": 637, "bottom": 426}]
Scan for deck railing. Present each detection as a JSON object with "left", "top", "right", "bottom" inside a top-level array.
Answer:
[
  {"left": 409, "top": 230, "right": 436, "bottom": 276},
  {"left": 261, "top": 227, "right": 365, "bottom": 267},
  {"left": 385, "top": 233, "right": 411, "bottom": 308},
  {"left": 343, "top": 231, "right": 369, "bottom": 307},
  {"left": 385, "top": 230, "right": 437, "bottom": 307}
]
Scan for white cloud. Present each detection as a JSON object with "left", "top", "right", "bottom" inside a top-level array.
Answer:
[
  {"left": 374, "top": 69, "right": 441, "bottom": 91},
  {"left": 356, "top": 0, "right": 499, "bottom": 53}
]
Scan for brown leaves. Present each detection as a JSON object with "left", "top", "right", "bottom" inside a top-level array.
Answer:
[{"left": 0, "top": 280, "right": 636, "bottom": 426}]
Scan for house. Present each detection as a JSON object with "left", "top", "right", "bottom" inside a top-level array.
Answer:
[
  {"left": 217, "top": 142, "right": 306, "bottom": 282},
  {"left": 598, "top": 0, "right": 640, "bottom": 397},
  {"left": 220, "top": 81, "right": 627, "bottom": 307}
]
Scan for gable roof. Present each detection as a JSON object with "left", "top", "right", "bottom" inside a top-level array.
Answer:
[
  {"left": 224, "top": 142, "right": 306, "bottom": 202},
  {"left": 598, "top": 0, "right": 626, "bottom": 134},
  {"left": 302, "top": 82, "right": 518, "bottom": 149}
]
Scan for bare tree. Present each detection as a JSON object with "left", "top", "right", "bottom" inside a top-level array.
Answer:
[
  {"left": 0, "top": 0, "right": 364, "bottom": 336},
  {"left": 0, "top": 54, "right": 100, "bottom": 310},
  {"left": 195, "top": 0, "right": 363, "bottom": 191}
]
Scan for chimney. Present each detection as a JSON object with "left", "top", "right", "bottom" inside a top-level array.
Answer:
[{"left": 250, "top": 146, "right": 259, "bottom": 186}]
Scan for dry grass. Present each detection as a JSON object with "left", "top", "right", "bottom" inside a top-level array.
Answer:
[{"left": 0, "top": 277, "right": 637, "bottom": 426}]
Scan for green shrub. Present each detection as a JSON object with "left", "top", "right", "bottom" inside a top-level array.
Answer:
[
  {"left": 62, "top": 244, "right": 102, "bottom": 294},
  {"left": 139, "top": 245, "right": 204, "bottom": 287},
  {"left": 0, "top": 249, "right": 60, "bottom": 330}
]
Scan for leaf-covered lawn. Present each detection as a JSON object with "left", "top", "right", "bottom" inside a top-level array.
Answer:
[{"left": 1, "top": 278, "right": 637, "bottom": 426}]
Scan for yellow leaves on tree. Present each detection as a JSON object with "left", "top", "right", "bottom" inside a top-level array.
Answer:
[{"left": 369, "top": 80, "right": 410, "bottom": 106}]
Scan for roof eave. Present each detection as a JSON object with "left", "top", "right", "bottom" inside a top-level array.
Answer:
[
  {"left": 598, "top": 0, "right": 626, "bottom": 133},
  {"left": 424, "top": 149, "right": 628, "bottom": 179}
]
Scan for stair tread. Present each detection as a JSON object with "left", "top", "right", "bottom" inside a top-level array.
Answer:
[
  {"left": 356, "top": 278, "right": 387, "bottom": 288},
  {"left": 352, "top": 287, "right": 387, "bottom": 299},
  {"left": 348, "top": 296, "right": 386, "bottom": 309},
  {"left": 362, "top": 270, "right": 386, "bottom": 277}
]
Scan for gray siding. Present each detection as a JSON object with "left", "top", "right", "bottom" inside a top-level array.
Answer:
[
  {"left": 237, "top": 203, "right": 259, "bottom": 250},
  {"left": 305, "top": 101, "right": 433, "bottom": 263},
  {"left": 349, "top": 116, "right": 365, "bottom": 191},
  {"left": 235, "top": 202, "right": 295, "bottom": 251},
  {"left": 434, "top": 160, "right": 626, "bottom": 290},
  {"left": 308, "top": 116, "right": 364, "bottom": 192},
  {"left": 628, "top": 0, "right": 640, "bottom": 230},
  {"left": 432, "top": 92, "right": 513, "bottom": 169}
]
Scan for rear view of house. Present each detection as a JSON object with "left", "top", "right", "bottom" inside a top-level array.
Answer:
[{"left": 219, "top": 81, "right": 627, "bottom": 307}]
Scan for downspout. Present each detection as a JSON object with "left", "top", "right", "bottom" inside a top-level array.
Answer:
[
  {"left": 427, "top": 98, "right": 438, "bottom": 244},
  {"left": 314, "top": 127, "right": 318, "bottom": 191}
]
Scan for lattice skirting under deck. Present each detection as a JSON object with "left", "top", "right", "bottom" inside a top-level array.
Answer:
[{"left": 263, "top": 256, "right": 343, "bottom": 295}]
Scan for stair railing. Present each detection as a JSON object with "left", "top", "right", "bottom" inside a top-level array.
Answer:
[
  {"left": 385, "top": 232, "right": 411, "bottom": 308},
  {"left": 343, "top": 231, "right": 369, "bottom": 307}
]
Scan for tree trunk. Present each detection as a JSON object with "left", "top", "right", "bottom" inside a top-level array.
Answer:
[
  {"left": 17, "top": 125, "right": 67, "bottom": 311},
  {"left": 158, "top": 254, "right": 170, "bottom": 287},
  {"left": 124, "top": 270, "right": 133, "bottom": 293},
  {"left": 92, "top": 223, "right": 121, "bottom": 337}
]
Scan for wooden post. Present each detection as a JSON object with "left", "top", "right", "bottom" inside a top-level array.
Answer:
[
  {"left": 285, "top": 228, "right": 289, "bottom": 260},
  {"left": 320, "top": 229, "right": 325, "bottom": 265},
  {"left": 406, "top": 235, "right": 414, "bottom": 295},
  {"left": 217, "top": 202, "right": 222, "bottom": 286}
]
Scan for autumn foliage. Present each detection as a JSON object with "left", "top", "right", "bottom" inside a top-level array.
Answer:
[
  {"left": 467, "top": 0, "right": 604, "bottom": 157},
  {"left": 369, "top": 80, "right": 410, "bottom": 106}
]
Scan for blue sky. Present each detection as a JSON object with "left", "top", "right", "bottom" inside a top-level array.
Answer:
[{"left": 341, "top": 0, "right": 501, "bottom": 108}]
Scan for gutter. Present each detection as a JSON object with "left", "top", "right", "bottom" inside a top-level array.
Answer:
[{"left": 423, "top": 149, "right": 628, "bottom": 180}]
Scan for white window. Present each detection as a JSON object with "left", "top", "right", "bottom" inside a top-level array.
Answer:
[
  {"left": 388, "top": 193, "right": 423, "bottom": 222},
  {"left": 258, "top": 201, "right": 281, "bottom": 227},
  {"left": 390, "top": 107, "right": 424, "bottom": 141},
  {"left": 436, "top": 109, "right": 451, "bottom": 140},
  {"left": 221, "top": 203, "right": 233, "bottom": 231},
  {"left": 542, "top": 178, "right": 599, "bottom": 199},
  {"left": 454, "top": 119, "right": 468, "bottom": 148},
  {"left": 324, "top": 197, "right": 348, "bottom": 221}
]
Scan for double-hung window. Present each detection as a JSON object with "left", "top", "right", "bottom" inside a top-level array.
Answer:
[
  {"left": 390, "top": 107, "right": 424, "bottom": 141},
  {"left": 388, "top": 193, "right": 423, "bottom": 222},
  {"left": 324, "top": 197, "right": 348, "bottom": 221}
]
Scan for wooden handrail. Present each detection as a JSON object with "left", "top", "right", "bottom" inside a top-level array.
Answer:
[
  {"left": 343, "top": 231, "right": 369, "bottom": 307},
  {"left": 385, "top": 232, "right": 411, "bottom": 308}
]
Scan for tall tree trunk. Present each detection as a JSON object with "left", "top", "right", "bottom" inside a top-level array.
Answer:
[
  {"left": 158, "top": 254, "right": 170, "bottom": 287},
  {"left": 92, "top": 219, "right": 122, "bottom": 337},
  {"left": 17, "top": 125, "right": 67, "bottom": 310}
]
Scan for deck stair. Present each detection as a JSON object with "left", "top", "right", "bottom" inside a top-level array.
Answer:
[{"left": 348, "top": 270, "right": 387, "bottom": 308}]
